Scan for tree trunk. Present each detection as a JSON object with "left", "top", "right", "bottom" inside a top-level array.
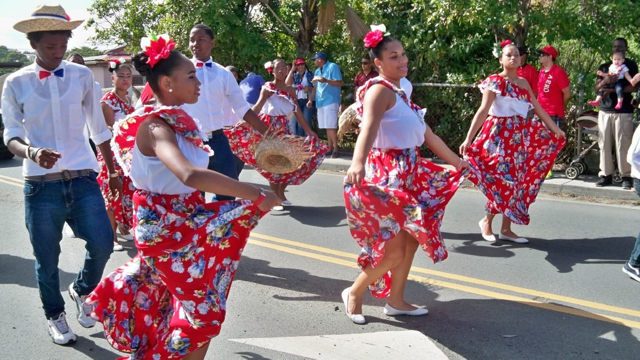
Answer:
[{"left": 294, "top": 0, "right": 318, "bottom": 58}]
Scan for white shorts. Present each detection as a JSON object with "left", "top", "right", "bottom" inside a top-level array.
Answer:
[{"left": 317, "top": 103, "right": 339, "bottom": 129}]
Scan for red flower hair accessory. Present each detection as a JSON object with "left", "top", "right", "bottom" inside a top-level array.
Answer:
[
  {"left": 500, "top": 39, "right": 512, "bottom": 48},
  {"left": 140, "top": 33, "right": 176, "bottom": 68},
  {"left": 264, "top": 61, "right": 273, "bottom": 74},
  {"left": 364, "top": 24, "right": 388, "bottom": 48}
]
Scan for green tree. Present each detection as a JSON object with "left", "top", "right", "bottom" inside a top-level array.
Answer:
[
  {"left": 0, "top": 46, "right": 30, "bottom": 76},
  {"left": 66, "top": 46, "right": 104, "bottom": 58}
]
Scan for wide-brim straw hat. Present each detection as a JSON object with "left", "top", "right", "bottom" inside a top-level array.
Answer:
[
  {"left": 254, "top": 133, "right": 311, "bottom": 174},
  {"left": 337, "top": 102, "right": 360, "bottom": 140},
  {"left": 14, "top": 5, "right": 83, "bottom": 34}
]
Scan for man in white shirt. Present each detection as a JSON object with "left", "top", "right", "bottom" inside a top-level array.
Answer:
[
  {"left": 183, "top": 24, "right": 267, "bottom": 200},
  {"left": 2, "top": 5, "right": 120, "bottom": 346}
]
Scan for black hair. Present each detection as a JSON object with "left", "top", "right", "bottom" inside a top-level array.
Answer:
[
  {"left": 366, "top": 36, "right": 398, "bottom": 61},
  {"left": 66, "top": 52, "right": 84, "bottom": 64},
  {"left": 517, "top": 46, "right": 528, "bottom": 55},
  {"left": 108, "top": 62, "right": 132, "bottom": 74},
  {"left": 27, "top": 30, "right": 72, "bottom": 42},
  {"left": 614, "top": 37, "right": 628, "bottom": 47},
  {"left": 191, "top": 24, "right": 214, "bottom": 40},
  {"left": 613, "top": 51, "right": 626, "bottom": 58},
  {"left": 133, "top": 50, "right": 184, "bottom": 94}
]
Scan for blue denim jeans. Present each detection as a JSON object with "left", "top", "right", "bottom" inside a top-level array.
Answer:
[
  {"left": 205, "top": 131, "right": 238, "bottom": 201},
  {"left": 630, "top": 178, "right": 640, "bottom": 267},
  {"left": 24, "top": 172, "right": 113, "bottom": 319},
  {"left": 289, "top": 99, "right": 312, "bottom": 137}
]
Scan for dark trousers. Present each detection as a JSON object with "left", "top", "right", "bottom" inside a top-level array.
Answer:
[{"left": 204, "top": 130, "right": 239, "bottom": 201}]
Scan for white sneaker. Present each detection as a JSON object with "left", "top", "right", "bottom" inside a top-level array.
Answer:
[
  {"left": 118, "top": 232, "right": 134, "bottom": 241},
  {"left": 68, "top": 283, "right": 96, "bottom": 328},
  {"left": 47, "top": 312, "right": 76, "bottom": 345},
  {"left": 113, "top": 243, "right": 124, "bottom": 251}
]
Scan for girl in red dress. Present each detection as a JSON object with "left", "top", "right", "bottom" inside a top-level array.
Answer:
[
  {"left": 226, "top": 59, "right": 328, "bottom": 210},
  {"left": 459, "top": 41, "right": 566, "bottom": 244},
  {"left": 342, "top": 27, "right": 470, "bottom": 324},
  {"left": 97, "top": 59, "right": 135, "bottom": 251},
  {"left": 86, "top": 35, "right": 281, "bottom": 360}
]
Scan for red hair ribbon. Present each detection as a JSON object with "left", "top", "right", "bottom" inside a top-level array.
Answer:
[{"left": 500, "top": 40, "right": 511, "bottom": 48}]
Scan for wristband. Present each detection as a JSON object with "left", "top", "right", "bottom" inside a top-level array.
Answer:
[
  {"left": 253, "top": 189, "right": 266, "bottom": 206},
  {"left": 25, "top": 145, "right": 31, "bottom": 160},
  {"left": 109, "top": 172, "right": 119, "bottom": 179}
]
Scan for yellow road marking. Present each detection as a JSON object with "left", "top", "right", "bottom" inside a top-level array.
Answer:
[
  {"left": 0, "top": 175, "right": 23, "bottom": 188},
  {"left": 249, "top": 233, "right": 640, "bottom": 326}
]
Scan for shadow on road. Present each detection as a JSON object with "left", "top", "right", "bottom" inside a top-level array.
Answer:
[
  {"left": 443, "top": 232, "right": 634, "bottom": 273},
  {"left": 0, "top": 254, "right": 77, "bottom": 290},
  {"left": 0, "top": 158, "right": 22, "bottom": 169},
  {"left": 281, "top": 205, "right": 347, "bottom": 228},
  {"left": 236, "top": 255, "right": 640, "bottom": 359}
]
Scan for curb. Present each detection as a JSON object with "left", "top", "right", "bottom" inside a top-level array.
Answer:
[{"left": 319, "top": 157, "right": 639, "bottom": 202}]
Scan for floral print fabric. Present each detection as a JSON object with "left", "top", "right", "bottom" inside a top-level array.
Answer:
[
  {"left": 466, "top": 74, "right": 565, "bottom": 225},
  {"left": 87, "top": 108, "right": 260, "bottom": 359},
  {"left": 344, "top": 148, "right": 466, "bottom": 298},
  {"left": 225, "top": 83, "right": 328, "bottom": 185},
  {"left": 97, "top": 92, "right": 136, "bottom": 230}
]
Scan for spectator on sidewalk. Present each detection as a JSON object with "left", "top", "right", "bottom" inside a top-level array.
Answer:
[
  {"left": 286, "top": 58, "right": 314, "bottom": 136},
  {"left": 2, "top": 5, "right": 119, "bottom": 345},
  {"left": 623, "top": 125, "right": 640, "bottom": 283},
  {"left": 240, "top": 71, "right": 266, "bottom": 106},
  {"left": 353, "top": 56, "right": 379, "bottom": 99},
  {"left": 537, "top": 45, "right": 570, "bottom": 130},
  {"left": 517, "top": 45, "right": 538, "bottom": 97},
  {"left": 594, "top": 38, "right": 638, "bottom": 190},
  {"left": 308, "top": 51, "right": 343, "bottom": 158}
]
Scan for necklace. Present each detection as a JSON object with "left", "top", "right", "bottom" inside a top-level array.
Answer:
[{"left": 112, "top": 90, "right": 131, "bottom": 107}]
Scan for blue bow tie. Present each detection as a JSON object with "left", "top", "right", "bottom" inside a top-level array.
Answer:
[
  {"left": 39, "top": 68, "right": 64, "bottom": 80},
  {"left": 196, "top": 62, "right": 212, "bottom": 68}
]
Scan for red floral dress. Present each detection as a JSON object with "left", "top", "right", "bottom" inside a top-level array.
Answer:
[
  {"left": 97, "top": 91, "right": 136, "bottom": 231},
  {"left": 466, "top": 75, "right": 565, "bottom": 225},
  {"left": 344, "top": 78, "right": 467, "bottom": 299},
  {"left": 87, "top": 107, "right": 265, "bottom": 360},
  {"left": 225, "top": 82, "right": 329, "bottom": 185}
]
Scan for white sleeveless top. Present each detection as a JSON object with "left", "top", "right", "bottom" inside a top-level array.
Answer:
[
  {"left": 262, "top": 92, "right": 296, "bottom": 116},
  {"left": 130, "top": 134, "right": 209, "bottom": 194},
  {"left": 372, "top": 93, "right": 427, "bottom": 149}
]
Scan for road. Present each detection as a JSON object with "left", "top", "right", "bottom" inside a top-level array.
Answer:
[{"left": 0, "top": 157, "right": 639, "bottom": 360}]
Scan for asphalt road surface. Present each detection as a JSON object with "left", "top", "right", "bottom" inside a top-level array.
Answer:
[{"left": 0, "top": 158, "right": 638, "bottom": 360}]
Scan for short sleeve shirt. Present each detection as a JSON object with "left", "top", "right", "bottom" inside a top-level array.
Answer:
[
  {"left": 516, "top": 64, "right": 539, "bottom": 94},
  {"left": 598, "top": 58, "right": 638, "bottom": 113},
  {"left": 537, "top": 64, "right": 570, "bottom": 118},
  {"left": 354, "top": 70, "right": 379, "bottom": 92},
  {"left": 314, "top": 61, "right": 342, "bottom": 108}
]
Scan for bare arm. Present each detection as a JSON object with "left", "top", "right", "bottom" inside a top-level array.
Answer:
[
  {"left": 139, "top": 117, "right": 280, "bottom": 210},
  {"left": 96, "top": 140, "right": 123, "bottom": 198},
  {"left": 285, "top": 62, "right": 295, "bottom": 86},
  {"left": 345, "top": 85, "right": 393, "bottom": 186},
  {"left": 562, "top": 86, "right": 571, "bottom": 106},
  {"left": 101, "top": 103, "right": 116, "bottom": 128},
  {"left": 459, "top": 89, "right": 496, "bottom": 154},
  {"left": 424, "top": 126, "right": 469, "bottom": 171},
  {"left": 519, "top": 79, "right": 564, "bottom": 137},
  {"left": 306, "top": 87, "right": 316, "bottom": 108}
]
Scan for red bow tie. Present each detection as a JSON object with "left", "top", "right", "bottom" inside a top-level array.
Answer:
[
  {"left": 196, "top": 62, "right": 212, "bottom": 68},
  {"left": 39, "top": 68, "right": 64, "bottom": 80}
]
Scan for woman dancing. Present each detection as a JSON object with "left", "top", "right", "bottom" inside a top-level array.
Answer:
[
  {"left": 459, "top": 41, "right": 566, "bottom": 244},
  {"left": 342, "top": 26, "right": 469, "bottom": 324},
  {"left": 86, "top": 34, "right": 280, "bottom": 360}
]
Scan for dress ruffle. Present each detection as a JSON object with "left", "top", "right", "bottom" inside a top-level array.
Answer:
[{"left": 344, "top": 148, "right": 466, "bottom": 298}]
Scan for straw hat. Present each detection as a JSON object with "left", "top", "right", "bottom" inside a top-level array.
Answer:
[
  {"left": 337, "top": 103, "right": 360, "bottom": 140},
  {"left": 13, "top": 5, "right": 83, "bottom": 34},
  {"left": 254, "top": 132, "right": 311, "bottom": 174}
]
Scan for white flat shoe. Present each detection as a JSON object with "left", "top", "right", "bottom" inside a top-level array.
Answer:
[
  {"left": 498, "top": 233, "right": 529, "bottom": 244},
  {"left": 272, "top": 205, "right": 284, "bottom": 211},
  {"left": 113, "top": 243, "right": 124, "bottom": 251},
  {"left": 479, "top": 220, "right": 496, "bottom": 242},
  {"left": 341, "top": 288, "right": 365, "bottom": 324},
  {"left": 383, "top": 304, "right": 429, "bottom": 316},
  {"left": 118, "top": 233, "right": 133, "bottom": 241},
  {"left": 281, "top": 200, "right": 292, "bottom": 206}
]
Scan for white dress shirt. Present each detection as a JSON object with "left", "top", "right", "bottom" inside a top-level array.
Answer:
[
  {"left": 182, "top": 58, "right": 251, "bottom": 134},
  {"left": 2, "top": 61, "right": 110, "bottom": 176}
]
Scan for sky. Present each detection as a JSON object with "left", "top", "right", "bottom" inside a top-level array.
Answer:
[{"left": 0, "top": 0, "right": 105, "bottom": 52}]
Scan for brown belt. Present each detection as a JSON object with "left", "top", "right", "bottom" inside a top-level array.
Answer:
[{"left": 24, "top": 169, "right": 94, "bottom": 182}]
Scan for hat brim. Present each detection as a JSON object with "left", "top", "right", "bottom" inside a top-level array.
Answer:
[{"left": 14, "top": 18, "right": 83, "bottom": 34}]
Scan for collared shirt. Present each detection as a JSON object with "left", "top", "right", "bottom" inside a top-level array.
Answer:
[
  {"left": 537, "top": 64, "right": 570, "bottom": 118},
  {"left": 354, "top": 70, "right": 379, "bottom": 92},
  {"left": 314, "top": 61, "right": 342, "bottom": 108},
  {"left": 182, "top": 57, "right": 251, "bottom": 134},
  {"left": 2, "top": 61, "right": 110, "bottom": 177}
]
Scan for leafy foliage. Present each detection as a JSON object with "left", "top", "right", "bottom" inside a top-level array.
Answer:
[
  {"left": 66, "top": 46, "right": 104, "bottom": 58},
  {"left": 0, "top": 46, "right": 30, "bottom": 76}
]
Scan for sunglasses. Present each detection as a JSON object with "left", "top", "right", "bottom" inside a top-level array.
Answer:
[
  {"left": 539, "top": 53, "right": 550, "bottom": 57},
  {"left": 361, "top": 61, "right": 370, "bottom": 65}
]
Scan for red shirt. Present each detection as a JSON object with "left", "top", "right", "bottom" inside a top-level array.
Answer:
[
  {"left": 354, "top": 70, "right": 379, "bottom": 90},
  {"left": 517, "top": 63, "right": 538, "bottom": 94},
  {"left": 537, "top": 64, "right": 570, "bottom": 118}
]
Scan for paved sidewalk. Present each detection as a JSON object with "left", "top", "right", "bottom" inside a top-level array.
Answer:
[{"left": 319, "top": 155, "right": 639, "bottom": 201}]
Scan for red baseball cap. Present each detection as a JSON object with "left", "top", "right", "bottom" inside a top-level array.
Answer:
[
  {"left": 537, "top": 45, "right": 558, "bottom": 59},
  {"left": 295, "top": 58, "right": 305, "bottom": 65}
]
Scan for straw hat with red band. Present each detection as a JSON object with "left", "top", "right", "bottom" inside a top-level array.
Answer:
[{"left": 13, "top": 5, "right": 83, "bottom": 33}]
